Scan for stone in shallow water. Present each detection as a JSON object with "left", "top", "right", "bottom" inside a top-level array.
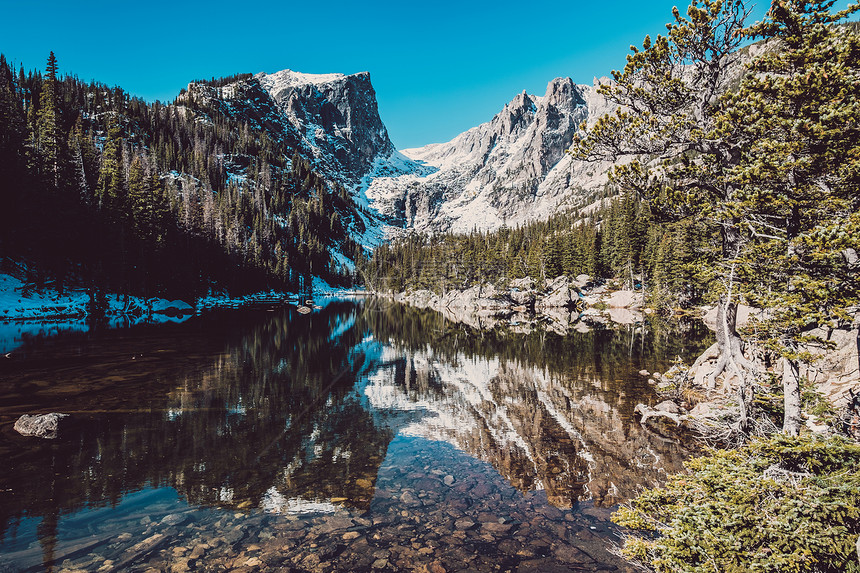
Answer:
[
  {"left": 481, "top": 522, "right": 514, "bottom": 534},
  {"left": 420, "top": 560, "right": 447, "bottom": 573},
  {"left": 14, "top": 412, "right": 69, "bottom": 439},
  {"left": 189, "top": 544, "right": 208, "bottom": 560},
  {"left": 554, "top": 544, "right": 586, "bottom": 563},
  {"left": 161, "top": 513, "right": 188, "bottom": 527}
]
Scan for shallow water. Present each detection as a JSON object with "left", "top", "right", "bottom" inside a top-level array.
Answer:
[{"left": 0, "top": 298, "right": 712, "bottom": 572}]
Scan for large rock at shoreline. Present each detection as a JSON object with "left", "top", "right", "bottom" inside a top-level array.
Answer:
[
  {"left": 442, "top": 284, "right": 509, "bottom": 310},
  {"left": 701, "top": 303, "right": 756, "bottom": 330},
  {"left": 14, "top": 413, "right": 70, "bottom": 439},
  {"left": 694, "top": 305, "right": 858, "bottom": 404},
  {"left": 151, "top": 299, "right": 195, "bottom": 316},
  {"left": 799, "top": 314, "right": 860, "bottom": 403},
  {"left": 606, "top": 290, "right": 643, "bottom": 309},
  {"left": 536, "top": 276, "right": 579, "bottom": 310}
]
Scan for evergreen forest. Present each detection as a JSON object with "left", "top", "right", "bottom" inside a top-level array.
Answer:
[
  {"left": 0, "top": 53, "right": 366, "bottom": 302},
  {"left": 362, "top": 191, "right": 718, "bottom": 311}
]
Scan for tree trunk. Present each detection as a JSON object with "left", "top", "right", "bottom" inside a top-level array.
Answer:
[
  {"left": 782, "top": 356, "right": 803, "bottom": 436},
  {"left": 706, "top": 296, "right": 753, "bottom": 391}
]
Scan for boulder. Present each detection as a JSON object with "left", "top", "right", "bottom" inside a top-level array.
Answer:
[
  {"left": 538, "top": 306, "right": 575, "bottom": 336},
  {"left": 607, "top": 307, "right": 643, "bottom": 324},
  {"left": 800, "top": 319, "right": 860, "bottom": 402},
  {"left": 536, "top": 276, "right": 577, "bottom": 309},
  {"left": 403, "top": 290, "right": 439, "bottom": 310},
  {"left": 654, "top": 400, "right": 682, "bottom": 415},
  {"left": 509, "top": 288, "right": 536, "bottom": 307},
  {"left": 701, "top": 303, "right": 756, "bottom": 331},
  {"left": 634, "top": 403, "right": 685, "bottom": 427},
  {"left": 606, "top": 290, "right": 643, "bottom": 309},
  {"left": 508, "top": 277, "right": 536, "bottom": 291},
  {"left": 151, "top": 298, "right": 195, "bottom": 316},
  {"left": 572, "top": 274, "right": 592, "bottom": 289},
  {"left": 14, "top": 413, "right": 70, "bottom": 439},
  {"left": 445, "top": 285, "right": 508, "bottom": 311}
]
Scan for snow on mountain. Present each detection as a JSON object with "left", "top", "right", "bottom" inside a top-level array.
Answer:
[
  {"left": 357, "top": 347, "right": 687, "bottom": 507},
  {"left": 183, "top": 69, "right": 398, "bottom": 182},
  {"left": 363, "top": 77, "right": 615, "bottom": 234}
]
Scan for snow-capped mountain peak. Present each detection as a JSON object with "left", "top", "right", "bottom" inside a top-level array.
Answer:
[
  {"left": 183, "top": 68, "right": 614, "bottom": 242},
  {"left": 257, "top": 69, "right": 353, "bottom": 90},
  {"left": 253, "top": 68, "right": 394, "bottom": 183},
  {"left": 363, "top": 76, "right": 601, "bottom": 233}
]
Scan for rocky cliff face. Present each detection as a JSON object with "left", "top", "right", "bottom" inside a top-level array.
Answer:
[
  {"left": 257, "top": 70, "right": 395, "bottom": 180},
  {"left": 183, "top": 70, "right": 396, "bottom": 185},
  {"left": 364, "top": 77, "right": 613, "bottom": 234}
]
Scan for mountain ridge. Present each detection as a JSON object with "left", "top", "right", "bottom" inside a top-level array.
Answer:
[
  {"left": 363, "top": 76, "right": 610, "bottom": 234},
  {"left": 181, "top": 67, "right": 616, "bottom": 240}
]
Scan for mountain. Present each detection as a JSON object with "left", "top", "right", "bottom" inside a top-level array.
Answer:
[
  {"left": 189, "top": 70, "right": 616, "bottom": 238},
  {"left": 180, "top": 69, "right": 409, "bottom": 246},
  {"left": 362, "top": 77, "right": 617, "bottom": 234},
  {"left": 0, "top": 58, "right": 399, "bottom": 300},
  {"left": 256, "top": 70, "right": 395, "bottom": 181},
  {"left": 182, "top": 70, "right": 395, "bottom": 184}
]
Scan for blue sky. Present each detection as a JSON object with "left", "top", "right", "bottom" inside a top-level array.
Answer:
[{"left": 0, "top": 1, "right": 846, "bottom": 149}]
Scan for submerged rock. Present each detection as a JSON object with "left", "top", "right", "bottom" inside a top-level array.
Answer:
[{"left": 14, "top": 413, "right": 70, "bottom": 439}]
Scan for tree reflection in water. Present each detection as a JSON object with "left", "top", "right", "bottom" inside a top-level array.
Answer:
[{"left": 0, "top": 298, "right": 712, "bottom": 570}]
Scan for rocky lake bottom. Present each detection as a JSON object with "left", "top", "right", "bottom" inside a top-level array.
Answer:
[{"left": 2, "top": 437, "right": 635, "bottom": 573}]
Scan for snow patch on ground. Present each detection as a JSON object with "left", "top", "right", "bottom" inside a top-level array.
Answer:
[
  {"left": 0, "top": 273, "right": 89, "bottom": 321},
  {"left": 0, "top": 272, "right": 198, "bottom": 353}
]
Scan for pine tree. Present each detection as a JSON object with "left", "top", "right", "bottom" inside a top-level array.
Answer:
[
  {"left": 35, "top": 52, "right": 62, "bottom": 189},
  {"left": 0, "top": 54, "right": 27, "bottom": 250},
  {"left": 97, "top": 114, "right": 125, "bottom": 214},
  {"left": 575, "top": 0, "right": 761, "bottom": 428},
  {"left": 724, "top": 1, "right": 860, "bottom": 434}
]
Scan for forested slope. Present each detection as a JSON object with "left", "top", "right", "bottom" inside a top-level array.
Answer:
[{"left": 0, "top": 54, "right": 366, "bottom": 301}]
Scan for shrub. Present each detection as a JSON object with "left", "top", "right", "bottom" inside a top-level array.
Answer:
[{"left": 613, "top": 435, "right": 860, "bottom": 572}]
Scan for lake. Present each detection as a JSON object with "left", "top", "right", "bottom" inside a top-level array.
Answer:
[{"left": 0, "top": 298, "right": 712, "bottom": 572}]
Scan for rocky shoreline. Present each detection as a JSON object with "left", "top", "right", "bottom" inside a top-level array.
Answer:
[
  {"left": 634, "top": 306, "right": 860, "bottom": 438},
  {"left": 386, "top": 275, "right": 647, "bottom": 334},
  {"left": 384, "top": 277, "right": 859, "bottom": 436}
]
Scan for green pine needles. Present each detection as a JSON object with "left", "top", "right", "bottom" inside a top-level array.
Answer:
[{"left": 613, "top": 434, "right": 860, "bottom": 573}]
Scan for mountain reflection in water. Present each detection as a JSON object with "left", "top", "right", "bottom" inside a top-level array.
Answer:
[{"left": 0, "top": 298, "right": 712, "bottom": 572}]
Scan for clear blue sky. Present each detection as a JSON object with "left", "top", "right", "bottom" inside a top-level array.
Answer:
[{"left": 0, "top": 0, "right": 849, "bottom": 149}]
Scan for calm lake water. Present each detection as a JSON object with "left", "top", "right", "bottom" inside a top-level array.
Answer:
[{"left": 0, "top": 298, "right": 712, "bottom": 572}]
